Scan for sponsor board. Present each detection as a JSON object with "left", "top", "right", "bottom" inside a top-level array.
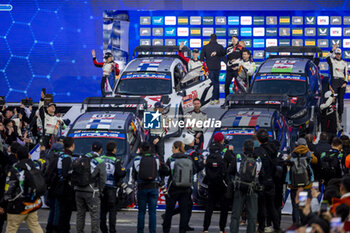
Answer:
[
  {"left": 317, "top": 16, "right": 329, "bottom": 25},
  {"left": 253, "top": 27, "right": 265, "bottom": 36},
  {"left": 190, "top": 16, "right": 201, "bottom": 25},
  {"left": 228, "top": 16, "right": 239, "bottom": 25},
  {"left": 215, "top": 16, "right": 226, "bottom": 25},
  {"left": 165, "top": 16, "right": 176, "bottom": 25},
  {"left": 203, "top": 27, "right": 214, "bottom": 36},
  {"left": 177, "top": 27, "right": 189, "bottom": 36},
  {"left": 241, "top": 16, "right": 252, "bottom": 25},
  {"left": 190, "top": 39, "right": 201, "bottom": 48}
]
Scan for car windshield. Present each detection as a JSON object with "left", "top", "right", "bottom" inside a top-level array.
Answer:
[
  {"left": 116, "top": 72, "right": 172, "bottom": 95},
  {"left": 251, "top": 74, "right": 307, "bottom": 96},
  {"left": 68, "top": 132, "right": 126, "bottom": 157}
]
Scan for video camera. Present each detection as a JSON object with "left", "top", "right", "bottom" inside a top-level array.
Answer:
[{"left": 21, "top": 98, "right": 33, "bottom": 107}]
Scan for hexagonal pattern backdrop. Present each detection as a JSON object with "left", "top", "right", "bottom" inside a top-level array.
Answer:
[{"left": 1, "top": 0, "right": 349, "bottom": 102}]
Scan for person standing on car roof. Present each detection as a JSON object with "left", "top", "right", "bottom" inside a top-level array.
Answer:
[
  {"left": 200, "top": 34, "right": 225, "bottom": 105},
  {"left": 178, "top": 42, "right": 209, "bottom": 79},
  {"left": 92, "top": 49, "right": 120, "bottom": 97},
  {"left": 100, "top": 141, "right": 126, "bottom": 233},
  {"left": 148, "top": 101, "right": 168, "bottom": 161},
  {"left": 320, "top": 91, "right": 343, "bottom": 143},
  {"left": 326, "top": 43, "right": 348, "bottom": 122},
  {"left": 185, "top": 98, "right": 208, "bottom": 150},
  {"left": 223, "top": 36, "right": 243, "bottom": 99}
]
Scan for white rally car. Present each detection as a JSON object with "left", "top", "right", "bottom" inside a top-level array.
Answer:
[{"left": 110, "top": 46, "right": 213, "bottom": 137}]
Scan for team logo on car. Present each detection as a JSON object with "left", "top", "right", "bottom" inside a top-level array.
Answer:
[{"left": 144, "top": 111, "right": 161, "bottom": 129}]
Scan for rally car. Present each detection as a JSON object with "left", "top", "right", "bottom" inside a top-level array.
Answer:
[
  {"left": 249, "top": 46, "right": 322, "bottom": 136},
  {"left": 65, "top": 97, "right": 147, "bottom": 206},
  {"left": 194, "top": 98, "right": 290, "bottom": 205},
  {"left": 110, "top": 46, "right": 213, "bottom": 137}
]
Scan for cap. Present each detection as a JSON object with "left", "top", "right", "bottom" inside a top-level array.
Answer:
[
  {"left": 47, "top": 102, "right": 56, "bottom": 108},
  {"left": 104, "top": 52, "right": 113, "bottom": 59},
  {"left": 213, "top": 132, "right": 224, "bottom": 142},
  {"left": 154, "top": 101, "right": 164, "bottom": 108},
  {"left": 335, "top": 48, "right": 342, "bottom": 54},
  {"left": 92, "top": 141, "right": 103, "bottom": 151},
  {"left": 324, "top": 90, "right": 333, "bottom": 99},
  {"left": 51, "top": 143, "right": 63, "bottom": 152},
  {"left": 182, "top": 133, "right": 194, "bottom": 145},
  {"left": 192, "top": 48, "right": 199, "bottom": 53},
  {"left": 296, "top": 138, "right": 307, "bottom": 146}
]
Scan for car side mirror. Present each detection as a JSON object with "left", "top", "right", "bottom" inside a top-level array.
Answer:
[{"left": 177, "top": 90, "right": 186, "bottom": 97}]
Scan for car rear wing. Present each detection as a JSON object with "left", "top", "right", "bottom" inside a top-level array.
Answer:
[
  {"left": 81, "top": 97, "right": 148, "bottom": 117},
  {"left": 226, "top": 93, "right": 291, "bottom": 112},
  {"left": 133, "top": 45, "right": 191, "bottom": 61},
  {"left": 264, "top": 46, "right": 323, "bottom": 60}
]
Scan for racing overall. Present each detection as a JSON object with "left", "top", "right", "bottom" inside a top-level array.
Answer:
[
  {"left": 100, "top": 153, "right": 126, "bottom": 233},
  {"left": 326, "top": 51, "right": 348, "bottom": 120},
  {"left": 37, "top": 99, "right": 63, "bottom": 149},
  {"left": 185, "top": 110, "right": 208, "bottom": 150},
  {"left": 148, "top": 114, "right": 168, "bottom": 161},
  {"left": 93, "top": 57, "right": 120, "bottom": 97},
  {"left": 178, "top": 50, "right": 208, "bottom": 79},
  {"left": 224, "top": 44, "right": 243, "bottom": 97},
  {"left": 320, "top": 96, "right": 342, "bottom": 142}
]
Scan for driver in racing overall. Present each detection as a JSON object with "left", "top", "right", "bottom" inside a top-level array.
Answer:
[
  {"left": 185, "top": 98, "right": 208, "bottom": 150},
  {"left": 178, "top": 42, "right": 209, "bottom": 79},
  {"left": 91, "top": 50, "right": 120, "bottom": 97},
  {"left": 148, "top": 102, "right": 168, "bottom": 162},
  {"left": 37, "top": 91, "right": 64, "bottom": 149},
  {"left": 240, "top": 49, "right": 256, "bottom": 89},
  {"left": 326, "top": 44, "right": 348, "bottom": 122}
]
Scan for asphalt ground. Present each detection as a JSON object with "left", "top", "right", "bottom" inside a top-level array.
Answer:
[{"left": 8, "top": 208, "right": 294, "bottom": 233}]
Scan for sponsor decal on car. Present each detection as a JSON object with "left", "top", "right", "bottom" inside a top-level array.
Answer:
[
  {"left": 69, "top": 132, "right": 126, "bottom": 139},
  {"left": 84, "top": 114, "right": 116, "bottom": 129},
  {"left": 121, "top": 73, "right": 170, "bottom": 80},
  {"left": 271, "top": 60, "right": 297, "bottom": 73},
  {"left": 220, "top": 128, "right": 256, "bottom": 136},
  {"left": 255, "top": 75, "right": 306, "bottom": 82},
  {"left": 182, "top": 90, "right": 198, "bottom": 108}
]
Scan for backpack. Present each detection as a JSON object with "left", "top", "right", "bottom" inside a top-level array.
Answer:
[
  {"left": 172, "top": 157, "right": 193, "bottom": 188},
  {"left": 234, "top": 155, "right": 257, "bottom": 192},
  {"left": 205, "top": 152, "right": 226, "bottom": 185},
  {"left": 320, "top": 151, "right": 341, "bottom": 181},
  {"left": 71, "top": 156, "right": 92, "bottom": 187},
  {"left": 290, "top": 153, "right": 310, "bottom": 187},
  {"left": 44, "top": 156, "right": 59, "bottom": 188},
  {"left": 18, "top": 163, "right": 47, "bottom": 201},
  {"left": 138, "top": 154, "right": 158, "bottom": 181}
]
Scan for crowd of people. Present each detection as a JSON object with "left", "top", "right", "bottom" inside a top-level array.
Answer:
[{"left": 0, "top": 34, "right": 349, "bottom": 233}]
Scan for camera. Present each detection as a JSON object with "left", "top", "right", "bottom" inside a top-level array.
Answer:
[
  {"left": 120, "top": 182, "right": 133, "bottom": 196},
  {"left": 21, "top": 98, "right": 33, "bottom": 107}
]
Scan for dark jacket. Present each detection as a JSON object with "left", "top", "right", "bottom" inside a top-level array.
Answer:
[
  {"left": 314, "top": 140, "right": 331, "bottom": 159},
  {"left": 102, "top": 152, "right": 126, "bottom": 188},
  {"left": 55, "top": 149, "right": 74, "bottom": 198},
  {"left": 184, "top": 145, "right": 205, "bottom": 173},
  {"left": 255, "top": 142, "right": 278, "bottom": 190},
  {"left": 3, "top": 159, "right": 42, "bottom": 214},
  {"left": 224, "top": 43, "right": 243, "bottom": 70},
  {"left": 200, "top": 41, "right": 225, "bottom": 70}
]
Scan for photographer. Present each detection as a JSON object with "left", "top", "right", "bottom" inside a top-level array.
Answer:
[
  {"left": 320, "top": 91, "right": 343, "bottom": 143},
  {"left": 37, "top": 90, "right": 64, "bottom": 149}
]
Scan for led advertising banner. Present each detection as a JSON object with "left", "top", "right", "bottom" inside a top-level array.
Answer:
[{"left": 123, "top": 11, "right": 350, "bottom": 98}]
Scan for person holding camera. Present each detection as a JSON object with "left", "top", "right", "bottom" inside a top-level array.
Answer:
[
  {"left": 326, "top": 44, "right": 348, "bottom": 122},
  {"left": 37, "top": 90, "right": 64, "bottom": 149}
]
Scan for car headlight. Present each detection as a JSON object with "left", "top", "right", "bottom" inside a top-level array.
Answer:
[{"left": 290, "top": 109, "right": 307, "bottom": 119}]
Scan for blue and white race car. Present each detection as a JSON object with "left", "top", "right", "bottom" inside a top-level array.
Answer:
[{"left": 110, "top": 46, "right": 213, "bottom": 137}]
